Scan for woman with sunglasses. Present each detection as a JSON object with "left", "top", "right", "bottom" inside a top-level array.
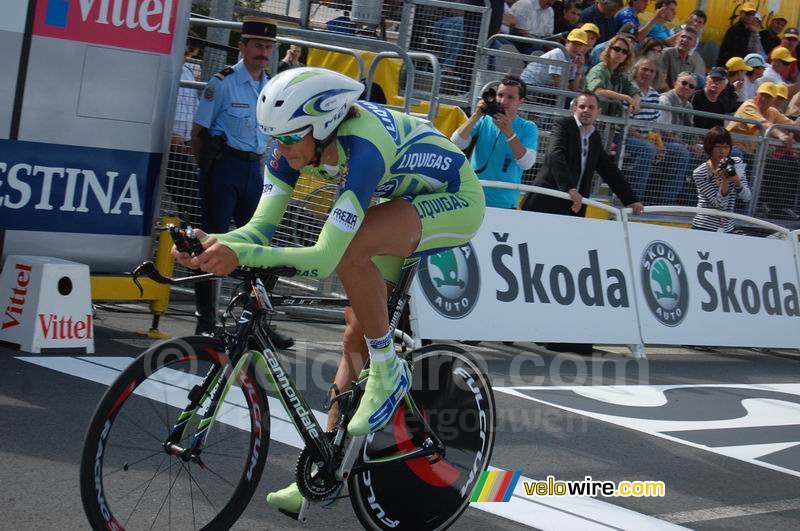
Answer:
[
  {"left": 173, "top": 66, "right": 486, "bottom": 515},
  {"left": 585, "top": 34, "right": 641, "bottom": 116}
]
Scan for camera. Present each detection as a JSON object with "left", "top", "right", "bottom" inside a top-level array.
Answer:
[
  {"left": 719, "top": 156, "right": 737, "bottom": 177},
  {"left": 481, "top": 88, "right": 504, "bottom": 117}
]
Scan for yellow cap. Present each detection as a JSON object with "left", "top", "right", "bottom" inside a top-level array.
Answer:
[
  {"left": 757, "top": 82, "right": 777, "bottom": 97},
  {"left": 772, "top": 46, "right": 798, "bottom": 63},
  {"left": 740, "top": 2, "right": 757, "bottom": 13},
  {"left": 774, "top": 83, "right": 789, "bottom": 99},
  {"left": 567, "top": 28, "right": 589, "bottom": 45},
  {"left": 725, "top": 56, "right": 753, "bottom": 72},
  {"left": 581, "top": 23, "right": 600, "bottom": 36}
]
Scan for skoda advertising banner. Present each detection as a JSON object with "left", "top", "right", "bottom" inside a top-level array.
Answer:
[
  {"left": 411, "top": 208, "right": 640, "bottom": 344},
  {"left": 1, "top": 0, "right": 191, "bottom": 272},
  {"left": 629, "top": 223, "right": 800, "bottom": 348}
]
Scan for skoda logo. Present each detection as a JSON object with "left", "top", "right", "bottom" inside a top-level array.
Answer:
[
  {"left": 418, "top": 244, "right": 480, "bottom": 319},
  {"left": 641, "top": 241, "right": 688, "bottom": 326}
]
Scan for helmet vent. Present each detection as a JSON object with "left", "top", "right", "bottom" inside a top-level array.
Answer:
[{"left": 275, "top": 100, "right": 284, "bottom": 107}]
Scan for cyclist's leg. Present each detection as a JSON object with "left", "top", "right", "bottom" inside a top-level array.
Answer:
[
  {"left": 267, "top": 244, "right": 406, "bottom": 514},
  {"left": 337, "top": 199, "right": 420, "bottom": 435}
]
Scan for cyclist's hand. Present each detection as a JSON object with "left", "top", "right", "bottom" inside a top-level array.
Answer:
[
  {"left": 192, "top": 239, "right": 239, "bottom": 276},
  {"left": 170, "top": 228, "right": 209, "bottom": 267}
]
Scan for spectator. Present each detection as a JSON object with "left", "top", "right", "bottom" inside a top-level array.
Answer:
[
  {"left": 521, "top": 91, "right": 642, "bottom": 356},
  {"left": 740, "top": 53, "right": 767, "bottom": 101},
  {"left": 586, "top": 34, "right": 641, "bottom": 116},
  {"left": 277, "top": 44, "right": 304, "bottom": 73},
  {"left": 581, "top": 22, "right": 600, "bottom": 49},
  {"left": 717, "top": 3, "right": 763, "bottom": 67},
  {"left": 451, "top": 75, "right": 539, "bottom": 209},
  {"left": 691, "top": 127, "right": 751, "bottom": 233},
  {"left": 166, "top": 33, "right": 201, "bottom": 218},
  {"left": 756, "top": 46, "right": 800, "bottom": 100},
  {"left": 521, "top": 90, "right": 643, "bottom": 216},
  {"left": 641, "top": 37, "right": 669, "bottom": 91},
  {"left": 646, "top": 0, "right": 679, "bottom": 46},
  {"left": 684, "top": 9, "right": 718, "bottom": 69},
  {"left": 628, "top": 56, "right": 691, "bottom": 203},
  {"left": 613, "top": 0, "right": 645, "bottom": 39},
  {"left": 661, "top": 26, "right": 705, "bottom": 90},
  {"left": 771, "top": 28, "right": 799, "bottom": 82},
  {"left": 510, "top": 0, "right": 556, "bottom": 40},
  {"left": 691, "top": 68, "right": 740, "bottom": 130},
  {"left": 726, "top": 82, "right": 797, "bottom": 158},
  {"left": 786, "top": 88, "right": 800, "bottom": 119},
  {"left": 554, "top": 0, "right": 583, "bottom": 36},
  {"left": 589, "top": 21, "right": 637, "bottom": 68},
  {"left": 728, "top": 82, "right": 800, "bottom": 219},
  {"left": 578, "top": 0, "right": 623, "bottom": 44},
  {"left": 772, "top": 82, "right": 789, "bottom": 113},
  {"left": 431, "top": 9, "right": 465, "bottom": 74},
  {"left": 190, "top": 17, "right": 294, "bottom": 348},
  {"left": 521, "top": 28, "right": 588, "bottom": 90},
  {"left": 723, "top": 56, "right": 752, "bottom": 104},
  {"left": 658, "top": 71, "right": 695, "bottom": 128},
  {"left": 760, "top": 14, "right": 788, "bottom": 56},
  {"left": 579, "top": 22, "right": 600, "bottom": 72}
]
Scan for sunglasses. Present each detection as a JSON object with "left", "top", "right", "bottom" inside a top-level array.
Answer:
[
  {"left": 610, "top": 45, "right": 630, "bottom": 55},
  {"left": 679, "top": 79, "right": 696, "bottom": 89},
  {"left": 500, "top": 77, "right": 521, "bottom": 87},
  {"left": 274, "top": 126, "right": 312, "bottom": 145}
]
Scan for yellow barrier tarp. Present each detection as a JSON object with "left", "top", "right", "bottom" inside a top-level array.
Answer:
[{"left": 306, "top": 49, "right": 467, "bottom": 137}]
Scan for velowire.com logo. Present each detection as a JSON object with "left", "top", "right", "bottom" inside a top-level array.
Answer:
[
  {"left": 418, "top": 243, "right": 480, "bottom": 319},
  {"left": 641, "top": 241, "right": 688, "bottom": 326}
]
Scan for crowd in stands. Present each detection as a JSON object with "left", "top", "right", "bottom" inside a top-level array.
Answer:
[{"left": 421, "top": 0, "right": 800, "bottom": 220}]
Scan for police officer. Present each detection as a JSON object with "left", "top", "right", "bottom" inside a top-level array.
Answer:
[{"left": 190, "top": 16, "right": 293, "bottom": 347}]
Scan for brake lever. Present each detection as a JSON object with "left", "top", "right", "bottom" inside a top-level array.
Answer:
[{"left": 131, "top": 261, "right": 215, "bottom": 297}]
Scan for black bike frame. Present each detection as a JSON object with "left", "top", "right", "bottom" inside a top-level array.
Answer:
[{"left": 161, "top": 258, "right": 427, "bottom": 468}]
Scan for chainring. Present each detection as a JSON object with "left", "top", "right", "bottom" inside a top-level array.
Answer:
[{"left": 295, "top": 445, "right": 342, "bottom": 501}]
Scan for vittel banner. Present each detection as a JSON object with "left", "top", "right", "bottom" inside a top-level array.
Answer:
[
  {"left": 0, "top": 139, "right": 160, "bottom": 236},
  {"left": 411, "top": 208, "right": 640, "bottom": 344},
  {"left": 629, "top": 223, "right": 800, "bottom": 348},
  {"left": 33, "top": 0, "right": 179, "bottom": 54}
]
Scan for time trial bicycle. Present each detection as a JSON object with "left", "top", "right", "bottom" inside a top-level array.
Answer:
[{"left": 79, "top": 227, "right": 495, "bottom": 530}]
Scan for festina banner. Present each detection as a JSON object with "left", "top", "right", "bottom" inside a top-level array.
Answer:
[
  {"left": 411, "top": 208, "right": 641, "bottom": 344},
  {"left": 0, "top": 139, "right": 160, "bottom": 236}
]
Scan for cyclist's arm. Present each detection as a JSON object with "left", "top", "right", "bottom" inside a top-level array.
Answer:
[
  {"left": 218, "top": 137, "right": 384, "bottom": 278},
  {"left": 214, "top": 152, "right": 299, "bottom": 247}
]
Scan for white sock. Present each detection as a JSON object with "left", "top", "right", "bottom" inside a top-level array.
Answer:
[{"left": 365, "top": 331, "right": 395, "bottom": 363}]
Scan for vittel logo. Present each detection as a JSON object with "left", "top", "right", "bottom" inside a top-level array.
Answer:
[{"left": 36, "top": 0, "right": 178, "bottom": 54}]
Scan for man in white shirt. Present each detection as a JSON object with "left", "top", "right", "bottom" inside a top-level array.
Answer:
[
  {"left": 740, "top": 53, "right": 767, "bottom": 102},
  {"left": 511, "top": 0, "right": 556, "bottom": 39},
  {"left": 756, "top": 46, "right": 800, "bottom": 99},
  {"left": 520, "top": 28, "right": 587, "bottom": 90}
]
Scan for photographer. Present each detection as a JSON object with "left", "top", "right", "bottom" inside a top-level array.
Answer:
[
  {"left": 451, "top": 75, "right": 539, "bottom": 209},
  {"left": 692, "top": 127, "right": 751, "bottom": 233}
]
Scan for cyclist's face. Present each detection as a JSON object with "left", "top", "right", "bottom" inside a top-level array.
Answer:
[{"left": 275, "top": 131, "right": 315, "bottom": 169}]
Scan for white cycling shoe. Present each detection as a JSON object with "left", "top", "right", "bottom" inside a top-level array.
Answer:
[{"left": 348, "top": 357, "right": 411, "bottom": 436}]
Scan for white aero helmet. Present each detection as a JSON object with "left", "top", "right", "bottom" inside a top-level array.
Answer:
[{"left": 257, "top": 67, "right": 364, "bottom": 140}]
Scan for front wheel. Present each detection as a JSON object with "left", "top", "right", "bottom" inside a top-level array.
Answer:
[
  {"left": 349, "top": 344, "right": 496, "bottom": 530},
  {"left": 79, "top": 336, "right": 270, "bottom": 530}
]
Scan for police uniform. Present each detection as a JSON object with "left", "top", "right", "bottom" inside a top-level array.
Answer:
[{"left": 192, "top": 17, "right": 279, "bottom": 335}]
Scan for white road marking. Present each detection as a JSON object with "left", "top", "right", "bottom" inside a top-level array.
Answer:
[
  {"left": 19, "top": 356, "right": 688, "bottom": 531},
  {"left": 657, "top": 498, "right": 800, "bottom": 524},
  {"left": 495, "top": 384, "right": 800, "bottom": 478}
]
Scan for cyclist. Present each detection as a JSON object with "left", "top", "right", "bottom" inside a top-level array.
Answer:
[{"left": 173, "top": 66, "right": 486, "bottom": 514}]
